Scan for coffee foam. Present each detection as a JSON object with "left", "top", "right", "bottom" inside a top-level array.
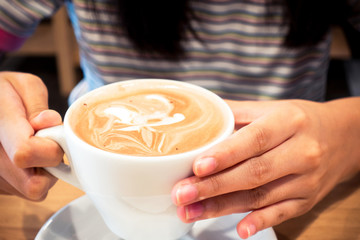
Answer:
[
  {"left": 103, "top": 94, "right": 185, "bottom": 132},
  {"left": 70, "top": 85, "right": 225, "bottom": 156}
]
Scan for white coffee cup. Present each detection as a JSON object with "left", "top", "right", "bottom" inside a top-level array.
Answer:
[{"left": 36, "top": 79, "right": 234, "bottom": 240}]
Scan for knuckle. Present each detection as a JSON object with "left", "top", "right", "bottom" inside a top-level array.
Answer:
[
  {"left": 291, "top": 105, "right": 308, "bottom": 129},
  {"left": 303, "top": 179, "right": 317, "bottom": 194},
  {"left": 24, "top": 170, "right": 50, "bottom": 201},
  {"left": 304, "top": 175, "right": 322, "bottom": 198},
  {"left": 30, "top": 103, "right": 48, "bottom": 115},
  {"left": 2, "top": 71, "right": 44, "bottom": 88},
  {"left": 15, "top": 72, "right": 48, "bottom": 98},
  {"left": 296, "top": 199, "right": 315, "bottom": 216},
  {"left": 251, "top": 126, "right": 269, "bottom": 155},
  {"left": 18, "top": 73, "right": 43, "bottom": 86},
  {"left": 248, "top": 187, "right": 268, "bottom": 209},
  {"left": 207, "top": 197, "right": 228, "bottom": 217},
  {"left": 205, "top": 176, "right": 223, "bottom": 194},
  {"left": 276, "top": 211, "right": 286, "bottom": 223},
  {"left": 303, "top": 141, "right": 325, "bottom": 170},
  {"left": 13, "top": 143, "right": 34, "bottom": 168},
  {"left": 247, "top": 157, "right": 271, "bottom": 186},
  {"left": 254, "top": 213, "right": 267, "bottom": 230},
  {"left": 25, "top": 185, "right": 48, "bottom": 201},
  {"left": 270, "top": 209, "right": 289, "bottom": 227}
]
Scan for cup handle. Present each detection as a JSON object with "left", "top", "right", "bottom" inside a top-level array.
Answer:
[{"left": 35, "top": 125, "right": 82, "bottom": 189}]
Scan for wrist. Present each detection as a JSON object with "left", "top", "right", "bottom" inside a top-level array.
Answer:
[{"left": 325, "top": 97, "right": 360, "bottom": 173}]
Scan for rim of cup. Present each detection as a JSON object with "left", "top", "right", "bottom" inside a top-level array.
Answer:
[{"left": 64, "top": 79, "right": 235, "bottom": 163}]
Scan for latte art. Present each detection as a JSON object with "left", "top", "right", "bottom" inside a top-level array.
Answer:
[
  {"left": 103, "top": 94, "right": 185, "bottom": 132},
  {"left": 92, "top": 93, "right": 187, "bottom": 154},
  {"left": 71, "top": 85, "right": 225, "bottom": 156}
]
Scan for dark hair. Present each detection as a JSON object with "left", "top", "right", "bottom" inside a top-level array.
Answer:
[
  {"left": 88, "top": 0, "right": 197, "bottom": 60},
  {"left": 283, "top": 0, "right": 348, "bottom": 47},
  {"left": 118, "top": 0, "right": 198, "bottom": 60},
  {"left": 88, "top": 0, "right": 349, "bottom": 59}
]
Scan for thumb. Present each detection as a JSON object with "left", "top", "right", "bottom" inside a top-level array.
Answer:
[
  {"left": 225, "top": 100, "right": 279, "bottom": 129},
  {"left": 10, "top": 73, "right": 62, "bottom": 129},
  {"left": 30, "top": 110, "right": 63, "bottom": 131}
]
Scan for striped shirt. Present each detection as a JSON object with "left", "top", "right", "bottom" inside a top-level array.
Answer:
[{"left": 0, "top": 0, "right": 359, "bottom": 102}]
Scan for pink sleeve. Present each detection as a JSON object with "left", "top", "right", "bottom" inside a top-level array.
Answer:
[{"left": 0, "top": 27, "right": 27, "bottom": 52}]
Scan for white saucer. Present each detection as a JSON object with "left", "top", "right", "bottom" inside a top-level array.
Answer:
[{"left": 35, "top": 195, "right": 277, "bottom": 240}]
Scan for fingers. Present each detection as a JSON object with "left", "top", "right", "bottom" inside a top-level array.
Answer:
[
  {"left": 175, "top": 174, "right": 310, "bottom": 223},
  {"left": 172, "top": 99, "right": 349, "bottom": 239},
  {"left": 175, "top": 175, "right": 317, "bottom": 239},
  {"left": 0, "top": 169, "right": 57, "bottom": 201},
  {"left": 0, "top": 73, "right": 63, "bottom": 168},
  {"left": 193, "top": 102, "right": 303, "bottom": 177},
  {"left": 14, "top": 109, "right": 64, "bottom": 168},
  {"left": 19, "top": 110, "right": 63, "bottom": 168},
  {"left": 0, "top": 72, "right": 62, "bottom": 200},
  {"left": 236, "top": 199, "right": 309, "bottom": 239},
  {"left": 224, "top": 100, "right": 279, "bottom": 129},
  {"left": 22, "top": 167, "right": 58, "bottom": 201},
  {"left": 173, "top": 134, "right": 310, "bottom": 207},
  {"left": 1, "top": 109, "right": 63, "bottom": 168},
  {"left": 13, "top": 110, "right": 64, "bottom": 168},
  {"left": 0, "top": 144, "right": 58, "bottom": 200},
  {"left": 12, "top": 136, "right": 63, "bottom": 168}
]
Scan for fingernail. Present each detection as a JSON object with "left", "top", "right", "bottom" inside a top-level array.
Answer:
[
  {"left": 194, "top": 157, "right": 217, "bottom": 176},
  {"left": 32, "top": 110, "right": 46, "bottom": 121},
  {"left": 246, "top": 224, "right": 256, "bottom": 238},
  {"left": 185, "top": 202, "right": 204, "bottom": 220},
  {"left": 175, "top": 184, "right": 198, "bottom": 205}
]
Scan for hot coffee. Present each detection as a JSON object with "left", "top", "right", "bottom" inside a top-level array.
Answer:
[
  {"left": 38, "top": 79, "right": 234, "bottom": 240},
  {"left": 70, "top": 81, "right": 226, "bottom": 156}
]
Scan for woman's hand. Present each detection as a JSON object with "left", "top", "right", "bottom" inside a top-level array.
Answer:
[
  {"left": 171, "top": 98, "right": 360, "bottom": 239},
  {"left": 0, "top": 72, "right": 63, "bottom": 200}
]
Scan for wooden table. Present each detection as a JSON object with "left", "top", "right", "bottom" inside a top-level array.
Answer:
[{"left": 1, "top": 174, "right": 360, "bottom": 240}]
